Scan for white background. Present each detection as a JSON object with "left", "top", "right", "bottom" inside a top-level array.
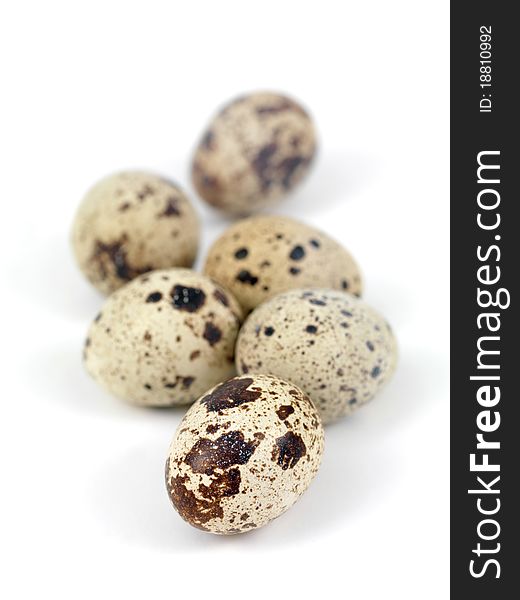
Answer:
[{"left": 0, "top": 1, "right": 449, "bottom": 598}]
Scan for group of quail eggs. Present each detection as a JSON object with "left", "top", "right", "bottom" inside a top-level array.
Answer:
[{"left": 72, "top": 92, "right": 398, "bottom": 535}]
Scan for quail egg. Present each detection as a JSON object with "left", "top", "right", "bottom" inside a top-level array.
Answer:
[
  {"left": 165, "top": 374, "right": 324, "bottom": 534},
  {"left": 191, "top": 92, "right": 317, "bottom": 215},
  {"left": 204, "top": 215, "right": 362, "bottom": 312},
  {"left": 236, "top": 289, "right": 397, "bottom": 424},
  {"left": 72, "top": 171, "right": 199, "bottom": 295},
  {"left": 83, "top": 269, "right": 242, "bottom": 406}
]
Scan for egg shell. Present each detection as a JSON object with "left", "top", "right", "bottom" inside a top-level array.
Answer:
[
  {"left": 165, "top": 374, "right": 324, "bottom": 534},
  {"left": 83, "top": 269, "right": 243, "bottom": 407},
  {"left": 236, "top": 289, "right": 398, "bottom": 424},
  {"left": 191, "top": 92, "right": 316, "bottom": 215},
  {"left": 72, "top": 171, "right": 200, "bottom": 295},
  {"left": 204, "top": 215, "right": 362, "bottom": 313}
]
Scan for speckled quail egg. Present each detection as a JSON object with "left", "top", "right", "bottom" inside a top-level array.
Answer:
[
  {"left": 236, "top": 289, "right": 397, "bottom": 424},
  {"left": 72, "top": 171, "right": 200, "bottom": 295},
  {"left": 203, "top": 215, "right": 362, "bottom": 313},
  {"left": 191, "top": 92, "right": 317, "bottom": 215},
  {"left": 83, "top": 269, "right": 243, "bottom": 407},
  {"left": 165, "top": 374, "right": 324, "bottom": 534}
]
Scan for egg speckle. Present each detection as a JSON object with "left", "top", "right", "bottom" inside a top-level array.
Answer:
[
  {"left": 236, "top": 289, "right": 398, "bottom": 424},
  {"left": 84, "top": 269, "right": 243, "bottom": 406},
  {"left": 165, "top": 374, "right": 324, "bottom": 534},
  {"left": 72, "top": 171, "right": 199, "bottom": 294},
  {"left": 192, "top": 92, "right": 317, "bottom": 215},
  {"left": 204, "top": 215, "right": 362, "bottom": 312}
]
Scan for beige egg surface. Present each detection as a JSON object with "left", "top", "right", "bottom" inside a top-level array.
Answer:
[
  {"left": 71, "top": 171, "right": 200, "bottom": 295},
  {"left": 191, "top": 91, "right": 317, "bottom": 215},
  {"left": 83, "top": 269, "right": 243, "bottom": 407},
  {"left": 236, "top": 289, "right": 398, "bottom": 424},
  {"left": 203, "top": 215, "right": 362, "bottom": 313},
  {"left": 165, "top": 374, "right": 324, "bottom": 534}
]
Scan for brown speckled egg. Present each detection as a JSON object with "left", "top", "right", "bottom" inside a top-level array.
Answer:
[
  {"left": 236, "top": 289, "right": 398, "bottom": 424},
  {"left": 72, "top": 171, "right": 200, "bottom": 295},
  {"left": 204, "top": 215, "right": 362, "bottom": 313},
  {"left": 165, "top": 374, "right": 324, "bottom": 534},
  {"left": 83, "top": 269, "right": 243, "bottom": 406},
  {"left": 191, "top": 92, "right": 317, "bottom": 215}
]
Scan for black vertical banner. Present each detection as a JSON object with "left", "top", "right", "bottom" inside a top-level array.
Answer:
[{"left": 451, "top": 2, "right": 518, "bottom": 598}]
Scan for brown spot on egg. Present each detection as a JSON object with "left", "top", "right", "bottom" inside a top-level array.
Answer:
[
  {"left": 137, "top": 184, "right": 154, "bottom": 200},
  {"left": 252, "top": 143, "right": 278, "bottom": 191},
  {"left": 160, "top": 197, "right": 181, "bottom": 217},
  {"left": 201, "top": 377, "right": 261, "bottom": 412},
  {"left": 170, "top": 285, "right": 206, "bottom": 312},
  {"left": 289, "top": 245, "right": 306, "bottom": 261},
  {"left": 164, "top": 375, "right": 195, "bottom": 390},
  {"left": 309, "top": 298, "right": 326, "bottom": 306},
  {"left": 201, "top": 129, "right": 216, "bottom": 150},
  {"left": 185, "top": 430, "right": 260, "bottom": 476},
  {"left": 182, "top": 376, "right": 195, "bottom": 389},
  {"left": 82, "top": 337, "right": 91, "bottom": 360},
  {"left": 165, "top": 472, "right": 219, "bottom": 530},
  {"left": 272, "top": 431, "right": 306, "bottom": 470},
  {"left": 371, "top": 366, "right": 382, "bottom": 378},
  {"left": 213, "top": 289, "right": 229, "bottom": 307},
  {"left": 255, "top": 99, "right": 293, "bottom": 115},
  {"left": 276, "top": 405, "right": 295, "bottom": 421},
  {"left": 198, "top": 468, "right": 241, "bottom": 501},
  {"left": 146, "top": 291, "right": 162, "bottom": 303},
  {"left": 203, "top": 322, "right": 222, "bottom": 346},
  {"left": 279, "top": 155, "right": 308, "bottom": 190},
  {"left": 91, "top": 237, "right": 151, "bottom": 282},
  {"left": 236, "top": 270, "right": 258, "bottom": 286}
]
